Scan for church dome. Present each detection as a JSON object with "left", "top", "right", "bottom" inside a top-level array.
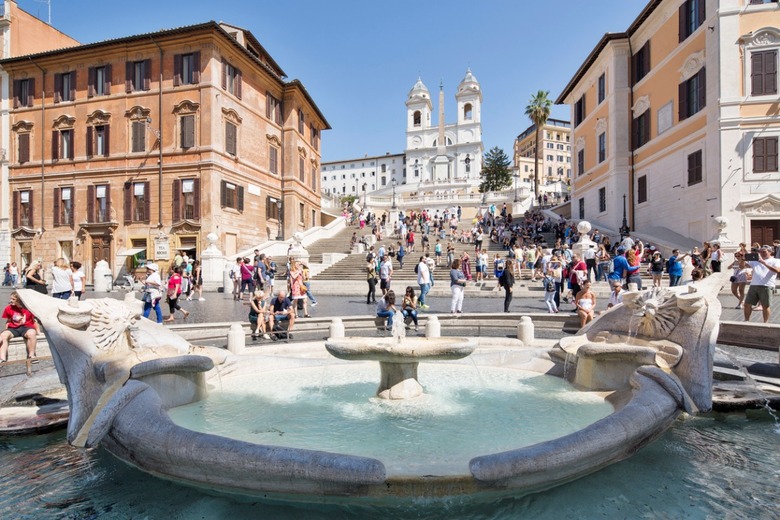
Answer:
[
  {"left": 457, "top": 68, "right": 480, "bottom": 94},
  {"left": 407, "top": 77, "right": 430, "bottom": 101}
]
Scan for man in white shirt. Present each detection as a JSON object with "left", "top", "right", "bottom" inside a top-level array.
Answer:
[
  {"left": 416, "top": 256, "right": 431, "bottom": 309},
  {"left": 583, "top": 244, "right": 597, "bottom": 282},
  {"left": 744, "top": 245, "right": 780, "bottom": 323},
  {"left": 379, "top": 255, "right": 393, "bottom": 296},
  {"left": 607, "top": 282, "right": 624, "bottom": 309}
]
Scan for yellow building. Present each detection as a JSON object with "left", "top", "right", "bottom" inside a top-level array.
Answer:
[
  {"left": 1, "top": 20, "right": 329, "bottom": 279},
  {"left": 557, "top": 0, "right": 780, "bottom": 246},
  {"left": 513, "top": 118, "right": 571, "bottom": 187}
]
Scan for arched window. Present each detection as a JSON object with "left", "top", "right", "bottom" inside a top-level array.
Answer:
[
  {"left": 463, "top": 103, "right": 473, "bottom": 120},
  {"left": 413, "top": 111, "right": 421, "bottom": 126}
]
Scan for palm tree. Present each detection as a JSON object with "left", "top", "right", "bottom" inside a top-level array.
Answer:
[{"left": 525, "top": 90, "right": 552, "bottom": 203}]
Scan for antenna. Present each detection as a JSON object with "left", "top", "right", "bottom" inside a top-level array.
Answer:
[{"left": 33, "top": 0, "right": 52, "bottom": 24}]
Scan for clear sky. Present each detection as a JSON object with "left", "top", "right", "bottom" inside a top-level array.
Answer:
[{"left": 17, "top": 0, "right": 644, "bottom": 162}]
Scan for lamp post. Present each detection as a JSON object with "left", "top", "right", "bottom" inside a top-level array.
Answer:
[
  {"left": 513, "top": 172, "right": 519, "bottom": 202},
  {"left": 276, "top": 199, "right": 283, "bottom": 241},
  {"left": 620, "top": 194, "right": 630, "bottom": 238},
  {"left": 391, "top": 178, "right": 397, "bottom": 210}
]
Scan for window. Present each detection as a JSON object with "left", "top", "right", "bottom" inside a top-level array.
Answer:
[
  {"left": 222, "top": 61, "right": 242, "bottom": 98},
  {"left": 598, "top": 132, "right": 606, "bottom": 163},
  {"left": 687, "top": 150, "right": 703, "bottom": 185},
  {"left": 87, "top": 125, "right": 110, "bottom": 158},
  {"left": 225, "top": 121, "right": 237, "bottom": 156},
  {"left": 266, "top": 197, "right": 280, "bottom": 220},
  {"left": 269, "top": 145, "right": 279, "bottom": 174},
  {"left": 173, "top": 178, "right": 200, "bottom": 221},
  {"left": 753, "top": 136, "right": 778, "bottom": 173},
  {"left": 557, "top": 155, "right": 564, "bottom": 162},
  {"left": 638, "top": 175, "right": 648, "bottom": 204},
  {"left": 311, "top": 164, "right": 317, "bottom": 191},
  {"left": 597, "top": 73, "right": 606, "bottom": 104},
  {"left": 124, "top": 181, "right": 150, "bottom": 223},
  {"left": 679, "top": 67, "right": 706, "bottom": 120},
  {"left": 266, "top": 93, "right": 282, "bottom": 124},
  {"left": 132, "top": 121, "right": 146, "bottom": 153},
  {"left": 52, "top": 129, "right": 74, "bottom": 161},
  {"left": 18, "top": 133, "right": 30, "bottom": 164},
  {"left": 679, "top": 0, "right": 705, "bottom": 42},
  {"left": 598, "top": 188, "right": 606, "bottom": 212},
  {"left": 750, "top": 50, "right": 777, "bottom": 96},
  {"left": 577, "top": 149, "right": 585, "bottom": 176},
  {"left": 632, "top": 41, "right": 651, "bottom": 85},
  {"left": 12, "top": 78, "right": 34, "bottom": 108},
  {"left": 413, "top": 111, "right": 421, "bottom": 126},
  {"left": 632, "top": 111, "right": 650, "bottom": 150},
  {"left": 174, "top": 52, "right": 200, "bottom": 86},
  {"left": 180, "top": 115, "right": 195, "bottom": 149},
  {"left": 578, "top": 198, "right": 585, "bottom": 220},
  {"left": 547, "top": 154, "right": 554, "bottom": 161},
  {"left": 299, "top": 202, "right": 305, "bottom": 224},
  {"left": 54, "top": 187, "right": 73, "bottom": 226},
  {"left": 13, "top": 190, "right": 33, "bottom": 228},
  {"left": 464, "top": 103, "right": 473, "bottom": 120},
  {"left": 54, "top": 71, "right": 76, "bottom": 103},
  {"left": 89, "top": 184, "right": 111, "bottom": 223},
  {"left": 299, "top": 157, "right": 305, "bottom": 182},
  {"left": 125, "top": 59, "right": 151, "bottom": 92},
  {"left": 311, "top": 124, "right": 319, "bottom": 150},
  {"left": 220, "top": 180, "right": 244, "bottom": 211},
  {"left": 547, "top": 143, "right": 554, "bottom": 149},
  {"left": 88, "top": 65, "right": 111, "bottom": 97},
  {"left": 574, "top": 94, "right": 586, "bottom": 126},
  {"left": 298, "top": 110, "right": 305, "bottom": 134}
]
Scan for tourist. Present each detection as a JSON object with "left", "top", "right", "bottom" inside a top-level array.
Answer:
[
  {"left": 446, "top": 241, "right": 456, "bottom": 267},
  {"left": 547, "top": 253, "right": 564, "bottom": 309},
  {"left": 401, "top": 286, "right": 419, "bottom": 331},
  {"left": 461, "top": 251, "right": 473, "bottom": 281},
  {"left": 710, "top": 243, "right": 722, "bottom": 273},
  {"left": 24, "top": 261, "right": 47, "bottom": 294},
  {"left": 575, "top": 280, "right": 596, "bottom": 328},
  {"left": 271, "top": 289, "right": 296, "bottom": 337},
  {"left": 376, "top": 290, "right": 398, "bottom": 330},
  {"left": 182, "top": 259, "right": 194, "bottom": 301},
  {"left": 192, "top": 260, "right": 205, "bottom": 301},
  {"left": 70, "top": 261, "right": 85, "bottom": 300},
  {"left": 164, "top": 266, "right": 190, "bottom": 323},
  {"left": 301, "top": 262, "right": 318, "bottom": 308},
  {"left": 2, "top": 264, "right": 10, "bottom": 286},
  {"left": 626, "top": 242, "right": 644, "bottom": 290},
  {"left": 649, "top": 251, "right": 665, "bottom": 288},
  {"left": 8, "top": 262, "right": 18, "bottom": 287},
  {"left": 493, "top": 253, "right": 505, "bottom": 282},
  {"left": 239, "top": 257, "right": 255, "bottom": 301},
  {"left": 450, "top": 258, "right": 467, "bottom": 314},
  {"left": 583, "top": 244, "right": 598, "bottom": 282},
  {"left": 379, "top": 254, "right": 394, "bottom": 296},
  {"left": 230, "top": 258, "right": 242, "bottom": 300},
  {"left": 288, "top": 260, "right": 309, "bottom": 318},
  {"left": 607, "top": 282, "right": 624, "bottom": 309},
  {"left": 596, "top": 244, "right": 611, "bottom": 282},
  {"left": 249, "top": 289, "right": 271, "bottom": 340},
  {"left": 396, "top": 241, "right": 406, "bottom": 270},
  {"left": 416, "top": 256, "right": 431, "bottom": 309},
  {"left": 0, "top": 291, "right": 40, "bottom": 366},
  {"left": 666, "top": 249, "right": 688, "bottom": 287},
  {"left": 728, "top": 253, "right": 752, "bottom": 309},
  {"left": 499, "top": 259, "right": 515, "bottom": 313},
  {"left": 50, "top": 257, "right": 74, "bottom": 300},
  {"left": 608, "top": 247, "right": 639, "bottom": 288},
  {"left": 743, "top": 245, "right": 780, "bottom": 323},
  {"left": 366, "top": 256, "right": 378, "bottom": 304},
  {"left": 142, "top": 263, "right": 164, "bottom": 324},
  {"left": 542, "top": 270, "right": 558, "bottom": 313},
  {"left": 567, "top": 254, "right": 588, "bottom": 306}
]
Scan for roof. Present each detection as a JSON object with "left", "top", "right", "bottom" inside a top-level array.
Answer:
[{"left": 285, "top": 79, "right": 331, "bottom": 130}]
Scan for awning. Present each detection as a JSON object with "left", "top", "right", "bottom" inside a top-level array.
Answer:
[{"left": 118, "top": 248, "right": 146, "bottom": 256}]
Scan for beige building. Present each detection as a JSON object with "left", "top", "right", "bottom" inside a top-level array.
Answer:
[
  {"left": 557, "top": 0, "right": 780, "bottom": 246},
  {"left": 513, "top": 118, "right": 571, "bottom": 203},
  {"left": 1, "top": 20, "right": 329, "bottom": 279}
]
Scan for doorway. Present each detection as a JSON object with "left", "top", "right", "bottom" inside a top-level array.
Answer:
[{"left": 750, "top": 219, "right": 779, "bottom": 246}]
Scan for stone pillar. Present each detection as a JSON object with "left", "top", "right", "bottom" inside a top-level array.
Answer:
[
  {"left": 425, "top": 315, "right": 440, "bottom": 338},
  {"left": 227, "top": 323, "right": 245, "bottom": 355},
  {"left": 517, "top": 316, "right": 534, "bottom": 345},
  {"left": 201, "top": 232, "right": 226, "bottom": 291},
  {"left": 93, "top": 259, "right": 112, "bottom": 292},
  {"left": 329, "top": 318, "right": 345, "bottom": 339}
]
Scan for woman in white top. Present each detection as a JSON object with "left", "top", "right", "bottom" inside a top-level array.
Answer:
[
  {"left": 51, "top": 258, "right": 74, "bottom": 300},
  {"left": 575, "top": 280, "right": 596, "bottom": 328},
  {"left": 70, "top": 261, "right": 85, "bottom": 300}
]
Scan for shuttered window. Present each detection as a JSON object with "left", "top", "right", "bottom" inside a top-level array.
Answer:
[
  {"left": 687, "top": 150, "right": 703, "bottom": 186},
  {"left": 12, "top": 78, "right": 35, "bottom": 108},
  {"left": 598, "top": 188, "right": 606, "bottom": 213},
  {"left": 126, "top": 59, "right": 151, "bottom": 92},
  {"left": 53, "top": 187, "right": 73, "bottom": 227},
  {"left": 753, "top": 136, "right": 779, "bottom": 173},
  {"left": 14, "top": 190, "right": 33, "bottom": 228},
  {"left": 679, "top": 67, "right": 706, "bottom": 121},
  {"left": 89, "top": 184, "right": 111, "bottom": 223},
  {"left": 678, "top": 0, "right": 705, "bottom": 43},
  {"left": 751, "top": 50, "right": 778, "bottom": 97},
  {"left": 632, "top": 111, "right": 650, "bottom": 150},
  {"left": 124, "top": 181, "right": 150, "bottom": 223},
  {"left": 226, "top": 122, "right": 237, "bottom": 155},
  {"left": 574, "top": 94, "right": 586, "bottom": 127},
  {"left": 54, "top": 72, "right": 76, "bottom": 103},
  {"left": 631, "top": 42, "right": 651, "bottom": 85},
  {"left": 88, "top": 65, "right": 111, "bottom": 97},
  {"left": 266, "top": 93, "right": 282, "bottom": 124},
  {"left": 222, "top": 60, "right": 242, "bottom": 99},
  {"left": 131, "top": 121, "right": 146, "bottom": 153},
  {"left": 220, "top": 180, "right": 244, "bottom": 212},
  {"left": 18, "top": 133, "right": 30, "bottom": 164},
  {"left": 180, "top": 115, "right": 195, "bottom": 149},
  {"left": 577, "top": 149, "right": 585, "bottom": 176},
  {"left": 87, "top": 125, "right": 110, "bottom": 158},
  {"left": 52, "top": 130, "right": 75, "bottom": 161},
  {"left": 269, "top": 145, "right": 279, "bottom": 174},
  {"left": 174, "top": 52, "right": 201, "bottom": 86},
  {"left": 638, "top": 175, "right": 648, "bottom": 204}
]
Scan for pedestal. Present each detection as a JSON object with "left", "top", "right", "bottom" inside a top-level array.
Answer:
[{"left": 377, "top": 361, "right": 423, "bottom": 399}]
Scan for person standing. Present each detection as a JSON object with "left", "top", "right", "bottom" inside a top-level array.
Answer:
[
  {"left": 649, "top": 251, "right": 665, "bottom": 288},
  {"left": 608, "top": 247, "right": 639, "bottom": 287},
  {"left": 164, "top": 266, "right": 190, "bottom": 323},
  {"left": 416, "top": 256, "right": 431, "bottom": 309},
  {"left": 288, "top": 261, "right": 308, "bottom": 318},
  {"left": 450, "top": 258, "right": 467, "bottom": 313},
  {"left": 396, "top": 241, "right": 406, "bottom": 270},
  {"left": 500, "top": 259, "right": 515, "bottom": 313},
  {"left": 25, "top": 261, "right": 47, "bottom": 294},
  {"left": 542, "top": 271, "right": 558, "bottom": 313},
  {"left": 230, "top": 258, "right": 242, "bottom": 300},
  {"left": 568, "top": 254, "right": 588, "bottom": 306},
  {"left": 70, "top": 261, "right": 85, "bottom": 300},
  {"left": 192, "top": 260, "right": 205, "bottom": 301},
  {"left": 301, "top": 262, "right": 318, "bottom": 308},
  {"left": 666, "top": 249, "right": 687, "bottom": 287},
  {"left": 583, "top": 245, "right": 597, "bottom": 282},
  {"left": 51, "top": 258, "right": 74, "bottom": 300},
  {"left": 728, "top": 253, "right": 752, "bottom": 309},
  {"left": 142, "top": 263, "right": 164, "bottom": 324},
  {"left": 9, "top": 262, "right": 18, "bottom": 287},
  {"left": 366, "top": 257, "right": 378, "bottom": 305},
  {"left": 710, "top": 243, "right": 722, "bottom": 273},
  {"left": 0, "top": 292, "right": 40, "bottom": 365},
  {"left": 744, "top": 245, "right": 780, "bottom": 323},
  {"left": 379, "top": 254, "right": 393, "bottom": 296},
  {"left": 461, "top": 251, "right": 473, "bottom": 281}
]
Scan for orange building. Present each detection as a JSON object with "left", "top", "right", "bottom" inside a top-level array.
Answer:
[
  {"left": 557, "top": 0, "right": 780, "bottom": 246},
  {"left": 1, "top": 20, "right": 329, "bottom": 280}
]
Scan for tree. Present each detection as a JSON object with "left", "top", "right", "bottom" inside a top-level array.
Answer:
[
  {"left": 525, "top": 90, "right": 552, "bottom": 202},
  {"left": 479, "top": 146, "right": 512, "bottom": 193}
]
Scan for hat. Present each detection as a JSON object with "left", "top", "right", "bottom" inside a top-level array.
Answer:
[
  {"left": 760, "top": 245, "right": 773, "bottom": 251},
  {"left": 146, "top": 263, "right": 158, "bottom": 271}
]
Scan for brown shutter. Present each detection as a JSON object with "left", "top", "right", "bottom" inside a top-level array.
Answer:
[
  {"left": 678, "top": 2, "right": 686, "bottom": 43},
  {"left": 124, "top": 182, "right": 132, "bottom": 223},
  {"left": 192, "top": 52, "right": 201, "bottom": 83},
  {"left": 53, "top": 188, "right": 61, "bottom": 227},
  {"left": 678, "top": 82, "right": 688, "bottom": 121},
  {"left": 698, "top": 0, "right": 705, "bottom": 28},
  {"left": 68, "top": 130, "right": 75, "bottom": 160},
  {"left": 277, "top": 99, "right": 283, "bottom": 125},
  {"left": 88, "top": 67, "right": 96, "bottom": 97},
  {"left": 193, "top": 178, "right": 201, "bottom": 219},
  {"left": 18, "top": 133, "right": 30, "bottom": 164},
  {"left": 54, "top": 73, "right": 62, "bottom": 103},
  {"left": 87, "top": 185, "right": 95, "bottom": 222},
  {"left": 52, "top": 131, "right": 59, "bottom": 160},
  {"left": 226, "top": 123, "right": 236, "bottom": 155},
  {"left": 12, "top": 79, "right": 20, "bottom": 108},
  {"left": 630, "top": 52, "right": 636, "bottom": 86},
  {"left": 12, "top": 191, "right": 19, "bottom": 228},
  {"left": 754, "top": 138, "right": 765, "bottom": 172},
  {"left": 172, "top": 179, "right": 181, "bottom": 221},
  {"left": 697, "top": 67, "right": 706, "bottom": 110},
  {"left": 86, "top": 126, "right": 94, "bottom": 158},
  {"left": 27, "top": 78, "right": 34, "bottom": 107},
  {"left": 125, "top": 61, "right": 133, "bottom": 93},
  {"left": 104, "top": 125, "right": 110, "bottom": 157},
  {"left": 644, "top": 43, "right": 651, "bottom": 77},
  {"left": 238, "top": 185, "right": 244, "bottom": 212},
  {"left": 133, "top": 121, "right": 145, "bottom": 152},
  {"left": 143, "top": 181, "right": 150, "bottom": 222},
  {"left": 768, "top": 137, "right": 778, "bottom": 172},
  {"left": 105, "top": 64, "right": 112, "bottom": 93},
  {"left": 751, "top": 52, "right": 764, "bottom": 96},
  {"left": 143, "top": 59, "right": 151, "bottom": 91},
  {"left": 236, "top": 68, "right": 242, "bottom": 99},
  {"left": 184, "top": 115, "right": 195, "bottom": 148},
  {"left": 220, "top": 180, "right": 227, "bottom": 208},
  {"left": 266, "top": 92, "right": 271, "bottom": 119},
  {"left": 70, "top": 71, "right": 76, "bottom": 101},
  {"left": 221, "top": 59, "right": 227, "bottom": 90},
  {"left": 766, "top": 50, "right": 777, "bottom": 95},
  {"left": 28, "top": 192, "right": 34, "bottom": 228},
  {"left": 105, "top": 184, "right": 112, "bottom": 218},
  {"left": 173, "top": 54, "right": 182, "bottom": 87}
]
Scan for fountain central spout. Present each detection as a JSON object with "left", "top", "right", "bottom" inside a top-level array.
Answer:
[{"left": 391, "top": 311, "right": 406, "bottom": 343}]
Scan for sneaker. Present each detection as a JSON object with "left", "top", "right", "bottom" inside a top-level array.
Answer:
[
  {"left": 251, "top": 334, "right": 258, "bottom": 341},
  {"left": 199, "top": 298, "right": 206, "bottom": 301},
  {"left": 311, "top": 301, "right": 318, "bottom": 307},
  {"left": 414, "top": 326, "right": 419, "bottom": 332},
  {"left": 262, "top": 333, "right": 271, "bottom": 340}
]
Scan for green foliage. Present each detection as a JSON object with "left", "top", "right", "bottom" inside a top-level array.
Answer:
[
  {"left": 479, "top": 146, "right": 512, "bottom": 193},
  {"left": 525, "top": 90, "right": 552, "bottom": 199},
  {"left": 341, "top": 195, "right": 358, "bottom": 206}
]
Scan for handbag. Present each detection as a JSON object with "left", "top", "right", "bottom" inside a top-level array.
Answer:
[{"left": 33, "top": 281, "right": 48, "bottom": 294}]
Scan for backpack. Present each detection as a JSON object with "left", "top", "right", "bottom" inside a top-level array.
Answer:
[
  {"left": 665, "top": 257, "right": 674, "bottom": 274},
  {"left": 544, "top": 276, "right": 555, "bottom": 292},
  {"left": 496, "top": 259, "right": 505, "bottom": 271},
  {"left": 414, "top": 263, "right": 419, "bottom": 274}
]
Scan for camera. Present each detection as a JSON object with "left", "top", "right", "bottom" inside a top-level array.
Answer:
[{"left": 744, "top": 252, "right": 759, "bottom": 262}]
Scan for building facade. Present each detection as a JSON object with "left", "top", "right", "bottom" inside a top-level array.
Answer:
[
  {"left": 557, "top": 0, "right": 780, "bottom": 246},
  {"left": 513, "top": 118, "right": 572, "bottom": 188},
  {"left": 1, "top": 21, "right": 329, "bottom": 279},
  {"left": 320, "top": 152, "right": 405, "bottom": 199}
]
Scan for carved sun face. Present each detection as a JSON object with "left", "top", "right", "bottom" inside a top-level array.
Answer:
[{"left": 623, "top": 288, "right": 683, "bottom": 339}]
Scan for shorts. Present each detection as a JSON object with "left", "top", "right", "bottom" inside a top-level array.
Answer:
[
  {"left": 380, "top": 279, "right": 391, "bottom": 291},
  {"left": 6, "top": 326, "right": 34, "bottom": 338},
  {"left": 273, "top": 314, "right": 291, "bottom": 322},
  {"left": 745, "top": 285, "right": 771, "bottom": 308}
]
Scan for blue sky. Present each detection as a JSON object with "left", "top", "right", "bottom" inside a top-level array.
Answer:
[{"left": 18, "top": 0, "right": 643, "bottom": 162}]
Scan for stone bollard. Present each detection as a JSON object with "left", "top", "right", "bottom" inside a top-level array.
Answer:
[
  {"left": 227, "top": 323, "right": 245, "bottom": 355},
  {"left": 517, "top": 316, "right": 534, "bottom": 345},
  {"left": 425, "top": 315, "right": 441, "bottom": 338},
  {"left": 329, "top": 318, "right": 345, "bottom": 339}
]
